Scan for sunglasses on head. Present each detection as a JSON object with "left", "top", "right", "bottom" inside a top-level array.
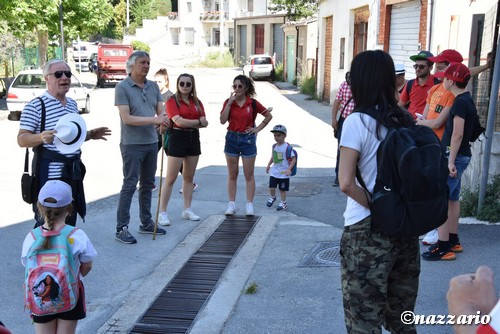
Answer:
[
  {"left": 179, "top": 81, "right": 192, "bottom": 88},
  {"left": 413, "top": 64, "right": 427, "bottom": 70},
  {"left": 232, "top": 84, "right": 243, "bottom": 89},
  {"left": 49, "top": 70, "right": 72, "bottom": 79}
]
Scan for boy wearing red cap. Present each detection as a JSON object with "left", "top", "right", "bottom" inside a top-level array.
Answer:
[
  {"left": 421, "top": 63, "right": 477, "bottom": 261},
  {"left": 417, "top": 49, "right": 491, "bottom": 246}
]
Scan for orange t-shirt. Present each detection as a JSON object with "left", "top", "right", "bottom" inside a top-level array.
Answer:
[{"left": 425, "top": 83, "right": 455, "bottom": 139}]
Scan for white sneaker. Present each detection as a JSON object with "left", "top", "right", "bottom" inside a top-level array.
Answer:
[
  {"left": 182, "top": 208, "right": 200, "bottom": 221},
  {"left": 225, "top": 202, "right": 236, "bottom": 216},
  {"left": 246, "top": 202, "right": 254, "bottom": 216},
  {"left": 180, "top": 183, "right": 199, "bottom": 194},
  {"left": 422, "top": 229, "right": 438, "bottom": 245},
  {"left": 158, "top": 212, "right": 171, "bottom": 226}
]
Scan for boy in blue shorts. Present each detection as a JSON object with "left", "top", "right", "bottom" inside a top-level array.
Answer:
[
  {"left": 421, "top": 63, "right": 476, "bottom": 261},
  {"left": 266, "top": 125, "right": 296, "bottom": 211}
]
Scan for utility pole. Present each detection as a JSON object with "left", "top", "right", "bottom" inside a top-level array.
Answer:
[
  {"left": 220, "top": 0, "right": 225, "bottom": 57},
  {"left": 126, "top": 0, "right": 130, "bottom": 35}
]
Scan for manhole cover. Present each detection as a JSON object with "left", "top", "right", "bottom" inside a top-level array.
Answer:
[{"left": 298, "top": 241, "right": 341, "bottom": 267}]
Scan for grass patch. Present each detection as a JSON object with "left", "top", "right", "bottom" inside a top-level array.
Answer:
[
  {"left": 243, "top": 281, "right": 258, "bottom": 294},
  {"left": 274, "top": 62, "right": 284, "bottom": 82},
  {"left": 189, "top": 51, "right": 236, "bottom": 68},
  {"left": 300, "top": 76, "right": 316, "bottom": 96},
  {"left": 461, "top": 174, "right": 500, "bottom": 222}
]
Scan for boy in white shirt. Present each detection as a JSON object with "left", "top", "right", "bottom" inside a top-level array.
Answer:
[{"left": 265, "top": 125, "right": 296, "bottom": 211}]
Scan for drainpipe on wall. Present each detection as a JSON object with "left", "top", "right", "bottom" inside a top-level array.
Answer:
[
  {"left": 295, "top": 25, "right": 299, "bottom": 85},
  {"left": 428, "top": 0, "right": 434, "bottom": 51}
]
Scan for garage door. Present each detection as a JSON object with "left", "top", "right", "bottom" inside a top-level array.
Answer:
[
  {"left": 273, "top": 24, "right": 284, "bottom": 63},
  {"left": 388, "top": 0, "right": 421, "bottom": 80}
]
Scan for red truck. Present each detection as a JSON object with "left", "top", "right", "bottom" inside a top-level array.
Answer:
[{"left": 95, "top": 44, "right": 133, "bottom": 87}]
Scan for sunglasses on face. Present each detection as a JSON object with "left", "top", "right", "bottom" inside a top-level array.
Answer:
[
  {"left": 179, "top": 81, "right": 192, "bottom": 88},
  {"left": 413, "top": 64, "right": 427, "bottom": 70},
  {"left": 49, "top": 70, "right": 72, "bottom": 79},
  {"left": 232, "top": 84, "right": 243, "bottom": 89}
]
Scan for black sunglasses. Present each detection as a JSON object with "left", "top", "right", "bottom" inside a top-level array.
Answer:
[
  {"left": 49, "top": 70, "right": 72, "bottom": 79},
  {"left": 413, "top": 64, "right": 427, "bottom": 70},
  {"left": 179, "top": 81, "right": 192, "bottom": 88},
  {"left": 232, "top": 84, "right": 243, "bottom": 89}
]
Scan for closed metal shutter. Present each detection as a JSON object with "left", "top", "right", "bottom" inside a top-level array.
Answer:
[
  {"left": 273, "top": 24, "right": 284, "bottom": 63},
  {"left": 388, "top": 0, "right": 421, "bottom": 80},
  {"left": 239, "top": 25, "right": 247, "bottom": 61}
]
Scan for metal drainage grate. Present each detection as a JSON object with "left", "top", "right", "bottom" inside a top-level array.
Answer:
[
  {"left": 130, "top": 215, "right": 259, "bottom": 334},
  {"left": 298, "top": 241, "right": 341, "bottom": 268}
]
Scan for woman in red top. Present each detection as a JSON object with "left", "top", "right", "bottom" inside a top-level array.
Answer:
[
  {"left": 220, "top": 75, "right": 273, "bottom": 216},
  {"left": 158, "top": 74, "right": 208, "bottom": 225}
]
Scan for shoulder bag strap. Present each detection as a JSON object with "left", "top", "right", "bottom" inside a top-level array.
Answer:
[
  {"left": 340, "top": 97, "right": 353, "bottom": 118},
  {"left": 36, "top": 97, "right": 46, "bottom": 132},
  {"left": 31, "top": 97, "right": 46, "bottom": 177},
  {"left": 24, "top": 148, "right": 30, "bottom": 173}
]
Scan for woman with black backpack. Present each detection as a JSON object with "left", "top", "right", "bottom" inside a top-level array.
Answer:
[{"left": 338, "top": 50, "right": 419, "bottom": 333}]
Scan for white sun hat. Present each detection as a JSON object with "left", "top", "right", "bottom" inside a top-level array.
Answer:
[{"left": 53, "top": 113, "right": 87, "bottom": 154}]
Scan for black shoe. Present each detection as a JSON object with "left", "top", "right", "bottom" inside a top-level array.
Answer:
[
  {"left": 421, "top": 246, "right": 456, "bottom": 261},
  {"left": 139, "top": 222, "right": 166, "bottom": 235},
  {"left": 115, "top": 227, "right": 137, "bottom": 244},
  {"left": 332, "top": 179, "right": 339, "bottom": 187},
  {"left": 266, "top": 197, "right": 276, "bottom": 207}
]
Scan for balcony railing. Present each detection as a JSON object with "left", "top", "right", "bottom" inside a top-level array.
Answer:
[{"left": 199, "top": 11, "right": 229, "bottom": 21}]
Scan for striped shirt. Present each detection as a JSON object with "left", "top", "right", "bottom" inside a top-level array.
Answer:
[{"left": 19, "top": 92, "right": 80, "bottom": 179}]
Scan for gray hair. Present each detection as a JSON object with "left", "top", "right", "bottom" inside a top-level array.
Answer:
[
  {"left": 126, "top": 50, "right": 150, "bottom": 74},
  {"left": 43, "top": 59, "right": 69, "bottom": 76}
]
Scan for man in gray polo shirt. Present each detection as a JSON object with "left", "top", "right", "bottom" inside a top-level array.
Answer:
[{"left": 115, "top": 50, "right": 170, "bottom": 244}]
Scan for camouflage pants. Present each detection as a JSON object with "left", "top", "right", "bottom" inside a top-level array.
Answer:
[{"left": 340, "top": 217, "right": 420, "bottom": 334}]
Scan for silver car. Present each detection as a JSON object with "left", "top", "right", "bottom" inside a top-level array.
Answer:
[
  {"left": 6, "top": 69, "right": 90, "bottom": 120},
  {"left": 243, "top": 54, "right": 276, "bottom": 81}
]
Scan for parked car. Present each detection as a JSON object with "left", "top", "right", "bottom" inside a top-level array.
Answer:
[
  {"left": 89, "top": 53, "right": 98, "bottom": 73},
  {"left": 243, "top": 54, "right": 276, "bottom": 81},
  {"left": 6, "top": 69, "right": 90, "bottom": 121},
  {"left": 95, "top": 44, "right": 133, "bottom": 88},
  {"left": 0, "top": 78, "right": 6, "bottom": 99}
]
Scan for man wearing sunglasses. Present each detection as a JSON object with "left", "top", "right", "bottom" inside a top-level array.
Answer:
[
  {"left": 114, "top": 50, "right": 170, "bottom": 244},
  {"left": 17, "top": 59, "right": 111, "bottom": 228},
  {"left": 398, "top": 50, "right": 439, "bottom": 119}
]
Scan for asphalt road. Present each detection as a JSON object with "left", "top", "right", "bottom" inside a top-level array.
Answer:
[{"left": 1, "top": 67, "right": 499, "bottom": 334}]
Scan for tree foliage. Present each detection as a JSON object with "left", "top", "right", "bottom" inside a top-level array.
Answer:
[
  {"left": 0, "top": 0, "right": 113, "bottom": 64},
  {"left": 268, "top": 0, "right": 317, "bottom": 21},
  {"left": 128, "top": 0, "right": 171, "bottom": 35}
]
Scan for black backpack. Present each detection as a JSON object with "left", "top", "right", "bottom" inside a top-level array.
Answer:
[{"left": 356, "top": 108, "right": 449, "bottom": 237}]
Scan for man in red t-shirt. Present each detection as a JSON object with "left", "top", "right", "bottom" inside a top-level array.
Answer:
[{"left": 398, "top": 50, "right": 438, "bottom": 119}]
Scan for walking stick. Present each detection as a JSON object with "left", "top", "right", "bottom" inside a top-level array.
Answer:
[{"left": 153, "top": 130, "right": 166, "bottom": 240}]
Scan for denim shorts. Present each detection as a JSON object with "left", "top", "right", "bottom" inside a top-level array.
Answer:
[
  {"left": 224, "top": 131, "right": 257, "bottom": 158},
  {"left": 448, "top": 155, "right": 471, "bottom": 201}
]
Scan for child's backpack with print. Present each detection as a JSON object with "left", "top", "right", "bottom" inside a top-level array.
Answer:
[
  {"left": 24, "top": 225, "right": 80, "bottom": 316},
  {"left": 273, "top": 143, "right": 297, "bottom": 176}
]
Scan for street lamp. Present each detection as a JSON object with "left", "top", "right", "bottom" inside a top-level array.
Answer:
[{"left": 59, "top": 1, "right": 65, "bottom": 61}]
